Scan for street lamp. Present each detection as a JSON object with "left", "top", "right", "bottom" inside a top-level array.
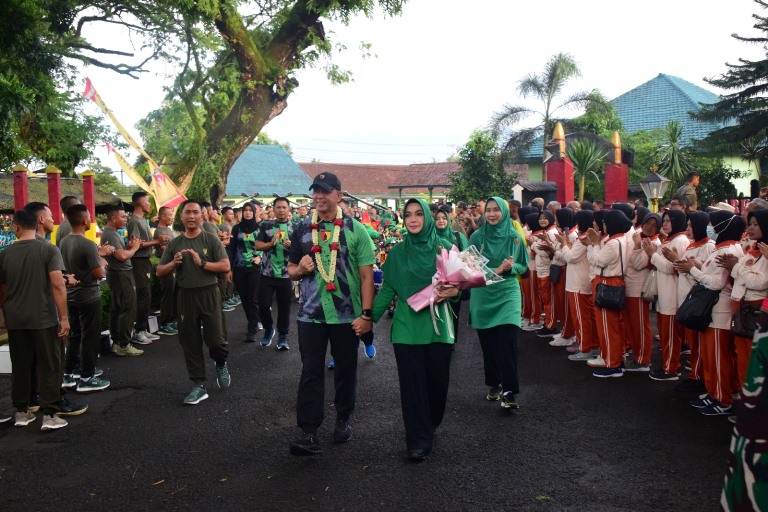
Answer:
[{"left": 639, "top": 172, "right": 671, "bottom": 213}]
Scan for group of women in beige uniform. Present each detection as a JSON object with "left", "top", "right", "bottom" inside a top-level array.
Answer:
[{"left": 518, "top": 200, "right": 768, "bottom": 418}]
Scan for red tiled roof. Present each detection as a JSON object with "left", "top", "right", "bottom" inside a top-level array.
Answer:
[
  {"left": 299, "top": 163, "right": 429, "bottom": 195},
  {"left": 390, "top": 162, "right": 528, "bottom": 188}
]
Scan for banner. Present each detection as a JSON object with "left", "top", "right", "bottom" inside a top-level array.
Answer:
[{"left": 85, "top": 78, "right": 186, "bottom": 208}]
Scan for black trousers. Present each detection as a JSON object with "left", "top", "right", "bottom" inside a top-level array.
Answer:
[
  {"left": 107, "top": 270, "right": 136, "bottom": 347},
  {"left": 65, "top": 296, "right": 102, "bottom": 378},
  {"left": 9, "top": 327, "right": 61, "bottom": 414},
  {"left": 177, "top": 284, "right": 228, "bottom": 384},
  {"left": 296, "top": 321, "right": 359, "bottom": 434},
  {"left": 132, "top": 257, "right": 151, "bottom": 332},
  {"left": 159, "top": 272, "right": 176, "bottom": 325},
  {"left": 393, "top": 343, "right": 453, "bottom": 453},
  {"left": 258, "top": 276, "right": 292, "bottom": 335},
  {"left": 233, "top": 266, "right": 261, "bottom": 333},
  {"left": 476, "top": 324, "right": 520, "bottom": 394}
]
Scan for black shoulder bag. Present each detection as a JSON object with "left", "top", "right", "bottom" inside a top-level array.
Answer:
[
  {"left": 594, "top": 242, "right": 625, "bottom": 310},
  {"left": 676, "top": 283, "right": 720, "bottom": 331}
]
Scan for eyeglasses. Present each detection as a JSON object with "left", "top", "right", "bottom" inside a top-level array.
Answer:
[{"left": 669, "top": 202, "right": 681, "bottom": 207}]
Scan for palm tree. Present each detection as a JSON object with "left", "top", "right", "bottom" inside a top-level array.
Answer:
[
  {"left": 655, "top": 120, "right": 694, "bottom": 192},
  {"left": 567, "top": 139, "right": 608, "bottom": 201},
  {"left": 741, "top": 132, "right": 767, "bottom": 183},
  {"left": 489, "top": 52, "right": 611, "bottom": 180}
]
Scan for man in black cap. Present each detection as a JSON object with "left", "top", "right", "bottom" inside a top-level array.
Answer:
[{"left": 286, "top": 172, "right": 375, "bottom": 456}]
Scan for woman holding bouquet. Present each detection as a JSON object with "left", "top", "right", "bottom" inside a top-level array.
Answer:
[
  {"left": 469, "top": 197, "right": 529, "bottom": 408},
  {"left": 435, "top": 206, "right": 469, "bottom": 346},
  {"left": 372, "top": 199, "right": 459, "bottom": 462}
]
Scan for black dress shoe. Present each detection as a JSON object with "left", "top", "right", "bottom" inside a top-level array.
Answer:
[
  {"left": 333, "top": 419, "right": 352, "bottom": 444},
  {"left": 407, "top": 449, "right": 427, "bottom": 462},
  {"left": 290, "top": 432, "right": 321, "bottom": 456}
]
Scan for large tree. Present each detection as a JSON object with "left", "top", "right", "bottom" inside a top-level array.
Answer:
[
  {"left": 0, "top": 0, "right": 405, "bottom": 202},
  {"left": 448, "top": 130, "right": 517, "bottom": 203},
  {"left": 489, "top": 52, "right": 612, "bottom": 180},
  {"left": 695, "top": 0, "right": 768, "bottom": 150}
]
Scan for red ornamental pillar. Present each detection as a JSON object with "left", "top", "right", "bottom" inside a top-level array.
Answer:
[
  {"left": 546, "top": 158, "right": 575, "bottom": 205},
  {"left": 81, "top": 170, "right": 97, "bottom": 242},
  {"left": 604, "top": 163, "right": 628, "bottom": 204},
  {"left": 46, "top": 166, "right": 63, "bottom": 244},
  {"left": 12, "top": 164, "right": 29, "bottom": 211}
]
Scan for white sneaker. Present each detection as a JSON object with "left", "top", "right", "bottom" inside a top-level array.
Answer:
[
  {"left": 549, "top": 335, "right": 574, "bottom": 347},
  {"left": 131, "top": 331, "right": 153, "bottom": 345},
  {"left": 138, "top": 330, "right": 160, "bottom": 341},
  {"left": 521, "top": 319, "right": 530, "bottom": 327},
  {"left": 587, "top": 356, "right": 606, "bottom": 368},
  {"left": 41, "top": 414, "right": 68, "bottom": 431},
  {"left": 522, "top": 323, "right": 543, "bottom": 331},
  {"left": 14, "top": 410, "right": 35, "bottom": 427}
]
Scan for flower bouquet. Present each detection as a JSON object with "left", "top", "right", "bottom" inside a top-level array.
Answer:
[{"left": 407, "top": 245, "right": 503, "bottom": 336}]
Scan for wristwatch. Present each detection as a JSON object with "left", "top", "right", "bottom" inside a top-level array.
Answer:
[
  {"left": 199, "top": 256, "right": 207, "bottom": 269},
  {"left": 361, "top": 309, "right": 372, "bottom": 317}
]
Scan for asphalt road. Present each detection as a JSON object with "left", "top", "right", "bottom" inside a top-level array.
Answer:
[{"left": 0, "top": 300, "right": 732, "bottom": 511}]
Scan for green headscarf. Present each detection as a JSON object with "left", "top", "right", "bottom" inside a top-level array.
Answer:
[
  {"left": 382, "top": 198, "right": 445, "bottom": 298},
  {"left": 434, "top": 209, "right": 468, "bottom": 251},
  {"left": 470, "top": 196, "right": 521, "bottom": 267}
]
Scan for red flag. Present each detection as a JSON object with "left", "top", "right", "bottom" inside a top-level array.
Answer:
[
  {"left": 83, "top": 78, "right": 97, "bottom": 101},
  {"left": 105, "top": 141, "right": 114, "bottom": 154}
]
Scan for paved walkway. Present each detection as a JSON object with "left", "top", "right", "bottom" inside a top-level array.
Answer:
[{"left": 0, "top": 303, "right": 731, "bottom": 511}]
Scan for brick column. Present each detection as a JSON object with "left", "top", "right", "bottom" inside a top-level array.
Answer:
[
  {"left": 81, "top": 170, "right": 97, "bottom": 242},
  {"left": 12, "top": 164, "right": 29, "bottom": 211},
  {"left": 604, "top": 163, "right": 628, "bottom": 205},
  {"left": 546, "top": 158, "right": 575, "bottom": 205}
]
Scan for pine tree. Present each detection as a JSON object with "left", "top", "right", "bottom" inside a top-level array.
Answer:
[{"left": 695, "top": 0, "right": 768, "bottom": 147}]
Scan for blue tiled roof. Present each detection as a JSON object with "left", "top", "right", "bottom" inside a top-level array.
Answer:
[
  {"left": 611, "top": 73, "right": 723, "bottom": 144},
  {"left": 520, "top": 73, "right": 724, "bottom": 159},
  {"left": 226, "top": 145, "right": 312, "bottom": 196}
]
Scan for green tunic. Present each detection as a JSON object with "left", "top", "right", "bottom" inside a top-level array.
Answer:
[
  {"left": 468, "top": 197, "right": 529, "bottom": 329},
  {"left": 372, "top": 199, "right": 456, "bottom": 345},
  {"left": 721, "top": 332, "right": 768, "bottom": 511}
]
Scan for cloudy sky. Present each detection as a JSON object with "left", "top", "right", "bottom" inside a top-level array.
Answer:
[{"left": 82, "top": 0, "right": 763, "bottom": 176}]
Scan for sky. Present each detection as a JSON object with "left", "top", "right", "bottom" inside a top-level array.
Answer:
[{"left": 80, "top": 0, "right": 765, "bottom": 180}]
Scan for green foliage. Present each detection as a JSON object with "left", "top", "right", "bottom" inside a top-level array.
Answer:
[
  {"left": 695, "top": 0, "right": 768, "bottom": 149},
  {"left": 91, "top": 163, "right": 139, "bottom": 196},
  {"left": 448, "top": 130, "right": 517, "bottom": 203},
  {"left": 655, "top": 120, "right": 694, "bottom": 191},
  {"left": 566, "top": 92, "right": 623, "bottom": 138},
  {"left": 566, "top": 139, "right": 609, "bottom": 201},
  {"left": 490, "top": 52, "right": 611, "bottom": 175},
  {"left": 693, "top": 157, "right": 748, "bottom": 207}
]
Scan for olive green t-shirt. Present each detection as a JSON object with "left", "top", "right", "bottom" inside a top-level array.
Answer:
[
  {"left": 154, "top": 225, "right": 175, "bottom": 258},
  {"left": 101, "top": 227, "right": 132, "bottom": 271},
  {"left": 60, "top": 234, "right": 102, "bottom": 303},
  {"left": 0, "top": 238, "right": 65, "bottom": 329},
  {"left": 202, "top": 222, "right": 220, "bottom": 235},
  {"left": 127, "top": 214, "right": 152, "bottom": 258},
  {"left": 55, "top": 219, "right": 72, "bottom": 247},
  {"left": 159, "top": 230, "right": 228, "bottom": 289}
]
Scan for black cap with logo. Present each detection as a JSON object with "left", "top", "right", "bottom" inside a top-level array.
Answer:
[{"left": 309, "top": 172, "right": 342, "bottom": 192}]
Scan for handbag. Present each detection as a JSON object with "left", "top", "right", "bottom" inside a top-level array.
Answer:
[
  {"left": 676, "top": 283, "right": 720, "bottom": 331},
  {"left": 594, "top": 242, "right": 625, "bottom": 310},
  {"left": 732, "top": 299, "right": 760, "bottom": 338},
  {"left": 549, "top": 263, "right": 563, "bottom": 285},
  {"left": 641, "top": 269, "right": 658, "bottom": 302}
]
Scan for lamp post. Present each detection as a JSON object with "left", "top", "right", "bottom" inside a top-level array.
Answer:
[{"left": 639, "top": 171, "right": 671, "bottom": 213}]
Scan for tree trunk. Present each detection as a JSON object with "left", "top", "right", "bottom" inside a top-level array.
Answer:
[{"left": 579, "top": 175, "right": 585, "bottom": 202}]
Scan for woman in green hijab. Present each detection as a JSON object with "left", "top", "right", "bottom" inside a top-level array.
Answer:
[
  {"left": 435, "top": 205, "right": 470, "bottom": 347},
  {"left": 372, "top": 198, "right": 459, "bottom": 462},
  {"left": 469, "top": 197, "right": 529, "bottom": 409}
]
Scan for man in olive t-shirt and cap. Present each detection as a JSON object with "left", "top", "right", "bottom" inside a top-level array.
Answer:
[
  {"left": 0, "top": 209, "right": 70, "bottom": 430},
  {"left": 287, "top": 171, "right": 375, "bottom": 456},
  {"left": 157, "top": 199, "right": 232, "bottom": 405},
  {"left": 154, "top": 206, "right": 177, "bottom": 335}
]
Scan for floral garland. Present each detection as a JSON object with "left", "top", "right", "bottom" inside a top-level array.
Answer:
[{"left": 310, "top": 207, "right": 343, "bottom": 291}]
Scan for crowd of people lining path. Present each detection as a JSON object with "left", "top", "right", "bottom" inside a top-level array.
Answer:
[{"left": 1, "top": 170, "right": 766, "bottom": 510}]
